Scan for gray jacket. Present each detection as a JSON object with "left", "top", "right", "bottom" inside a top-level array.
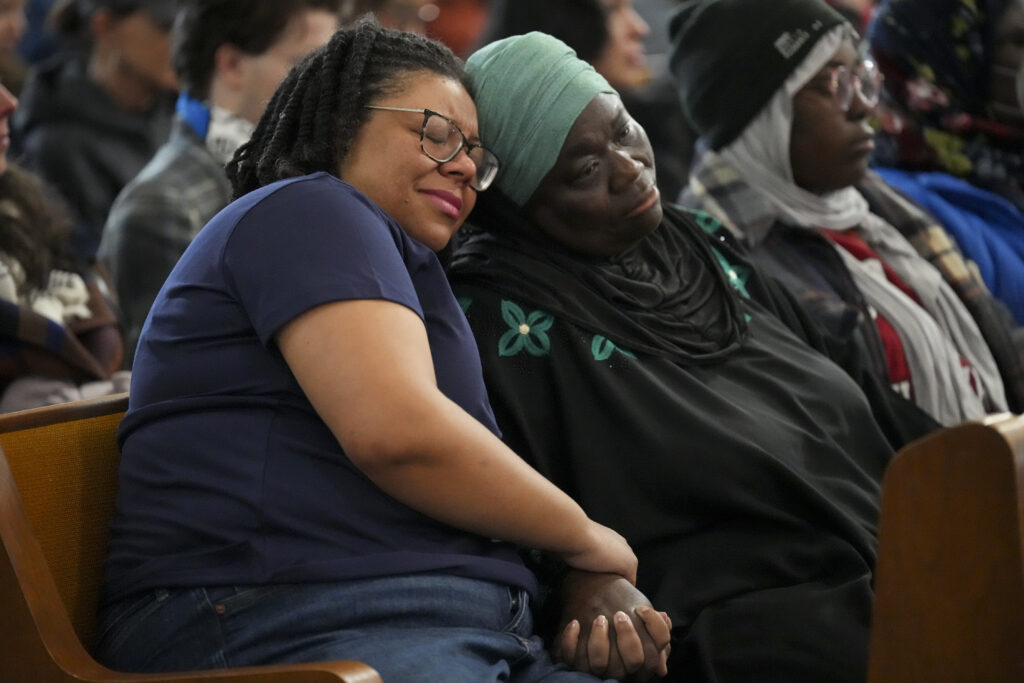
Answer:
[{"left": 99, "top": 118, "right": 232, "bottom": 365}]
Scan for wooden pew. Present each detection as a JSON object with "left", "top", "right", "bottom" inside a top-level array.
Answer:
[
  {"left": 0, "top": 394, "right": 381, "bottom": 683},
  {"left": 869, "top": 412, "right": 1024, "bottom": 682}
]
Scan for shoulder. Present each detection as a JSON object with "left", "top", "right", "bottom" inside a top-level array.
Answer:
[
  {"left": 246, "top": 172, "right": 386, "bottom": 216},
  {"left": 216, "top": 173, "right": 417, "bottom": 278},
  {"left": 109, "top": 142, "right": 230, "bottom": 226}
]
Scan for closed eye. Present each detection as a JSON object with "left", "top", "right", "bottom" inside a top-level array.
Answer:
[
  {"left": 572, "top": 159, "right": 601, "bottom": 185},
  {"left": 615, "top": 120, "right": 634, "bottom": 143}
]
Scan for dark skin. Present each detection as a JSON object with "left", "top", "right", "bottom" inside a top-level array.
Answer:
[
  {"left": 522, "top": 93, "right": 671, "bottom": 679},
  {"left": 554, "top": 571, "right": 671, "bottom": 680},
  {"left": 790, "top": 39, "right": 877, "bottom": 194},
  {"left": 525, "top": 92, "right": 663, "bottom": 257}
]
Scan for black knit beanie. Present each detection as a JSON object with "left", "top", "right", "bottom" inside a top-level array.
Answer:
[{"left": 668, "top": 0, "right": 845, "bottom": 150}]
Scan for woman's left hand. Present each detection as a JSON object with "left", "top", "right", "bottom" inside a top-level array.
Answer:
[{"left": 552, "top": 570, "right": 671, "bottom": 681}]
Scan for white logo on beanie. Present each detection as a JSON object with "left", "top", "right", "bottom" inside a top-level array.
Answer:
[{"left": 774, "top": 29, "right": 810, "bottom": 59}]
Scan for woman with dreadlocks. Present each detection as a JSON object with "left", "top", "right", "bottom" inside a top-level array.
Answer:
[{"left": 95, "top": 20, "right": 660, "bottom": 681}]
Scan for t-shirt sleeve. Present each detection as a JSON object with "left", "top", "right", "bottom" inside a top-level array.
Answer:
[{"left": 223, "top": 178, "right": 423, "bottom": 345}]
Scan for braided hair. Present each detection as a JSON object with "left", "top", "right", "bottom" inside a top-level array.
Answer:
[{"left": 226, "top": 19, "right": 471, "bottom": 198}]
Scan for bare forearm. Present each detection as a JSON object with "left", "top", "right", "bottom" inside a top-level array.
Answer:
[
  {"left": 278, "top": 298, "right": 635, "bottom": 581},
  {"left": 353, "top": 393, "right": 593, "bottom": 558}
]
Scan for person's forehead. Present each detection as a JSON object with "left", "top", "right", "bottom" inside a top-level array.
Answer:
[
  {"left": 387, "top": 73, "right": 478, "bottom": 135},
  {"left": 559, "top": 94, "right": 626, "bottom": 156}
]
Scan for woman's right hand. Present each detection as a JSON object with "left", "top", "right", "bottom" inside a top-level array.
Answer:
[{"left": 561, "top": 522, "right": 638, "bottom": 585}]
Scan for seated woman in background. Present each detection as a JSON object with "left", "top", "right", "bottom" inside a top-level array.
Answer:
[
  {"left": 450, "top": 30, "right": 938, "bottom": 683},
  {"left": 0, "top": 79, "right": 126, "bottom": 412},
  {"left": 672, "top": 0, "right": 1024, "bottom": 424},
  {"left": 96, "top": 21, "right": 666, "bottom": 682},
  {"left": 868, "top": 0, "right": 1024, "bottom": 326},
  {"left": 12, "top": 0, "right": 178, "bottom": 263}
]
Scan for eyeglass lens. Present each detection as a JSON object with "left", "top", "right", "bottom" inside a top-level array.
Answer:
[
  {"left": 421, "top": 113, "right": 499, "bottom": 191},
  {"left": 834, "top": 62, "right": 882, "bottom": 111}
]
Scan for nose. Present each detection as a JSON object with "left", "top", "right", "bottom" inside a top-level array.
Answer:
[
  {"left": 439, "top": 145, "right": 477, "bottom": 186},
  {"left": 0, "top": 83, "right": 18, "bottom": 117},
  {"left": 609, "top": 148, "right": 643, "bottom": 191},
  {"left": 12, "top": 11, "right": 26, "bottom": 43},
  {"left": 846, "top": 84, "right": 875, "bottom": 120},
  {"left": 627, "top": 6, "right": 649, "bottom": 39}
]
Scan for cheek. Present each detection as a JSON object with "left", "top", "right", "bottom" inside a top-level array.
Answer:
[
  {"left": 460, "top": 191, "right": 477, "bottom": 220},
  {"left": 791, "top": 110, "right": 836, "bottom": 169}
]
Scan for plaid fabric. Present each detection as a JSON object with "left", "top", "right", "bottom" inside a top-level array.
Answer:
[
  {"left": 683, "top": 152, "right": 1024, "bottom": 412},
  {"left": 682, "top": 153, "right": 779, "bottom": 244},
  {"left": 682, "top": 151, "right": 881, "bottom": 357},
  {"left": 99, "top": 118, "right": 233, "bottom": 361},
  {"left": 0, "top": 277, "right": 122, "bottom": 388},
  {"left": 858, "top": 170, "right": 1024, "bottom": 411}
]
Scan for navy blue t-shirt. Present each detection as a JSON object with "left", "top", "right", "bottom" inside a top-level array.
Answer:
[{"left": 103, "top": 173, "right": 537, "bottom": 603}]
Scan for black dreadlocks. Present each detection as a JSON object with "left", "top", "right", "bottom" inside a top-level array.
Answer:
[{"left": 226, "top": 19, "right": 471, "bottom": 198}]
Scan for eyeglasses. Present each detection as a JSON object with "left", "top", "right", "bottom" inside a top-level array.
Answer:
[
  {"left": 364, "top": 105, "right": 500, "bottom": 191},
  {"left": 824, "top": 59, "right": 884, "bottom": 112}
]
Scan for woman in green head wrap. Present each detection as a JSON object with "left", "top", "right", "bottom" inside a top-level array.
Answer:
[{"left": 450, "top": 32, "right": 939, "bottom": 683}]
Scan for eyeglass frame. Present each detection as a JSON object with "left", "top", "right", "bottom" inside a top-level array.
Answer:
[
  {"left": 363, "top": 105, "right": 500, "bottom": 191},
  {"left": 822, "top": 59, "right": 884, "bottom": 113}
]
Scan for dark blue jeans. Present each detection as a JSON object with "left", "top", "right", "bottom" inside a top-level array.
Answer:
[{"left": 96, "top": 574, "right": 607, "bottom": 681}]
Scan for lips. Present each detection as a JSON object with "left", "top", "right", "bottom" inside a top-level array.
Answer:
[
  {"left": 850, "top": 134, "right": 875, "bottom": 156},
  {"left": 420, "top": 189, "right": 463, "bottom": 219},
  {"left": 626, "top": 184, "right": 660, "bottom": 218}
]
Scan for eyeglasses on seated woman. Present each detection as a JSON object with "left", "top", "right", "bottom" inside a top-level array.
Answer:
[
  {"left": 673, "top": 0, "right": 1024, "bottom": 424},
  {"left": 94, "top": 19, "right": 668, "bottom": 682}
]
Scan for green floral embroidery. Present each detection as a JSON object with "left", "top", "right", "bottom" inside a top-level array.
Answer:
[
  {"left": 591, "top": 335, "right": 636, "bottom": 361},
  {"left": 456, "top": 296, "right": 472, "bottom": 314},
  {"left": 498, "top": 300, "right": 553, "bottom": 357}
]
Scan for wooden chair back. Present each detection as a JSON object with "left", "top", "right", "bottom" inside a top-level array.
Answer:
[
  {"left": 0, "top": 393, "right": 128, "bottom": 651},
  {"left": 0, "top": 393, "right": 380, "bottom": 682},
  {"left": 868, "top": 412, "right": 1024, "bottom": 682}
]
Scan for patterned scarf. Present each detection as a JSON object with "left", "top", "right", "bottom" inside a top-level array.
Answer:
[
  {"left": 868, "top": 0, "right": 1024, "bottom": 210},
  {"left": 684, "top": 147, "right": 1007, "bottom": 424}
]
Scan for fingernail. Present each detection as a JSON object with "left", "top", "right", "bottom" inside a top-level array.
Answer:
[
  {"left": 568, "top": 619, "right": 579, "bottom": 630},
  {"left": 615, "top": 611, "right": 629, "bottom": 623},
  {"left": 595, "top": 615, "right": 607, "bottom": 627}
]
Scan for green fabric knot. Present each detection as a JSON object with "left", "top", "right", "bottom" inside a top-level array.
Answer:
[{"left": 498, "top": 300, "right": 553, "bottom": 357}]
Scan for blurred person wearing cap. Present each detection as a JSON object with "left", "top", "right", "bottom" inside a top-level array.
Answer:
[
  {"left": 11, "top": 0, "right": 178, "bottom": 263},
  {"left": 99, "top": 0, "right": 340, "bottom": 365},
  {"left": 673, "top": 0, "right": 1024, "bottom": 427}
]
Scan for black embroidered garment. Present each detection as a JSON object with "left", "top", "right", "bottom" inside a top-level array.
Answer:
[{"left": 448, "top": 199, "right": 935, "bottom": 683}]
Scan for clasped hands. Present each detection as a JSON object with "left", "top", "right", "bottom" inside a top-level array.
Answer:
[{"left": 552, "top": 570, "right": 672, "bottom": 681}]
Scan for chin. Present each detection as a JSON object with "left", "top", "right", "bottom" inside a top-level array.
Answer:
[
  {"left": 425, "top": 226, "right": 460, "bottom": 253},
  {"left": 637, "top": 201, "right": 664, "bottom": 232}
]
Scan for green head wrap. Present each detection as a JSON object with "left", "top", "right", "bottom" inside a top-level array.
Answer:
[{"left": 466, "top": 32, "right": 615, "bottom": 206}]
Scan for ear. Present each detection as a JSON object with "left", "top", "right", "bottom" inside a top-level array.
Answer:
[{"left": 212, "top": 43, "right": 249, "bottom": 90}]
